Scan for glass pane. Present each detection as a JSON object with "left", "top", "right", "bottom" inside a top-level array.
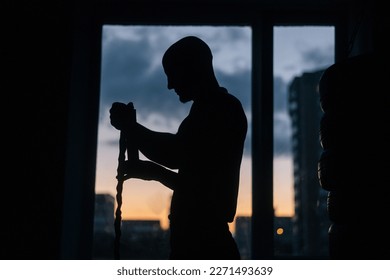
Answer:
[
  {"left": 94, "top": 25, "right": 252, "bottom": 259},
  {"left": 273, "top": 26, "right": 334, "bottom": 258}
]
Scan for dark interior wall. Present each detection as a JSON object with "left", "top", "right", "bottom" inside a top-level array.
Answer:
[
  {"left": 4, "top": 0, "right": 75, "bottom": 259},
  {"left": 345, "top": 0, "right": 375, "bottom": 56},
  {"left": 346, "top": 0, "right": 387, "bottom": 56},
  {"left": 3, "top": 0, "right": 385, "bottom": 259}
]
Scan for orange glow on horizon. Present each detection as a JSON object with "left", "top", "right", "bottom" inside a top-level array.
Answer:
[
  {"left": 93, "top": 143, "right": 296, "bottom": 225},
  {"left": 96, "top": 154, "right": 295, "bottom": 234}
]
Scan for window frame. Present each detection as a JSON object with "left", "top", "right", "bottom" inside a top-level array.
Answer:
[{"left": 61, "top": 1, "right": 347, "bottom": 259}]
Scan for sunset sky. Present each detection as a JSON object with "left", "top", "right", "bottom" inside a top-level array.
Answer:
[{"left": 94, "top": 25, "right": 334, "bottom": 230}]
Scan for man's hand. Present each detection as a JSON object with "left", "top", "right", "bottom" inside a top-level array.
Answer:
[
  {"left": 121, "top": 160, "right": 158, "bottom": 181},
  {"left": 110, "top": 102, "right": 135, "bottom": 130},
  {"left": 120, "top": 159, "right": 178, "bottom": 191}
]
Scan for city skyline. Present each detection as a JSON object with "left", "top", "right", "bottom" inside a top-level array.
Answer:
[{"left": 93, "top": 192, "right": 294, "bottom": 259}]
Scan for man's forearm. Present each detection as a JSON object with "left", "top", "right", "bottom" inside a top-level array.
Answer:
[
  {"left": 153, "top": 163, "right": 178, "bottom": 191},
  {"left": 136, "top": 123, "right": 179, "bottom": 169}
]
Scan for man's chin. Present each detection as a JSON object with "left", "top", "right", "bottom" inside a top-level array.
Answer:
[{"left": 179, "top": 96, "right": 191, "bottom": 103}]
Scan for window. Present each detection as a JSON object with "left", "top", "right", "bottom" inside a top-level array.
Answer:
[
  {"left": 93, "top": 25, "right": 252, "bottom": 259},
  {"left": 62, "top": 2, "right": 345, "bottom": 259},
  {"left": 273, "top": 26, "right": 334, "bottom": 258}
]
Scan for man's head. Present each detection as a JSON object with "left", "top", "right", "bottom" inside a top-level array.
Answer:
[{"left": 162, "top": 36, "right": 218, "bottom": 103}]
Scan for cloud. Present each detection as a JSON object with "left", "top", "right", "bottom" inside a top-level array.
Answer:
[
  {"left": 274, "top": 77, "right": 292, "bottom": 156},
  {"left": 274, "top": 111, "right": 292, "bottom": 156},
  {"left": 300, "top": 45, "right": 334, "bottom": 72},
  {"left": 100, "top": 31, "right": 166, "bottom": 108},
  {"left": 274, "top": 26, "right": 334, "bottom": 82}
]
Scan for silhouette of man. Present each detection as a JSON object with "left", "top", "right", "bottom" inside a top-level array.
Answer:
[{"left": 110, "top": 36, "right": 247, "bottom": 260}]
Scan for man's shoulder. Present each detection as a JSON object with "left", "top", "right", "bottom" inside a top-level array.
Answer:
[
  {"left": 218, "top": 88, "right": 247, "bottom": 130},
  {"left": 218, "top": 87, "right": 244, "bottom": 109}
]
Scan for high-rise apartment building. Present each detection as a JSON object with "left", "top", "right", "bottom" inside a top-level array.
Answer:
[{"left": 288, "top": 70, "right": 330, "bottom": 257}]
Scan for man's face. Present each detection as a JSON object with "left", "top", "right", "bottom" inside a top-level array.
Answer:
[{"left": 164, "top": 65, "right": 196, "bottom": 103}]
